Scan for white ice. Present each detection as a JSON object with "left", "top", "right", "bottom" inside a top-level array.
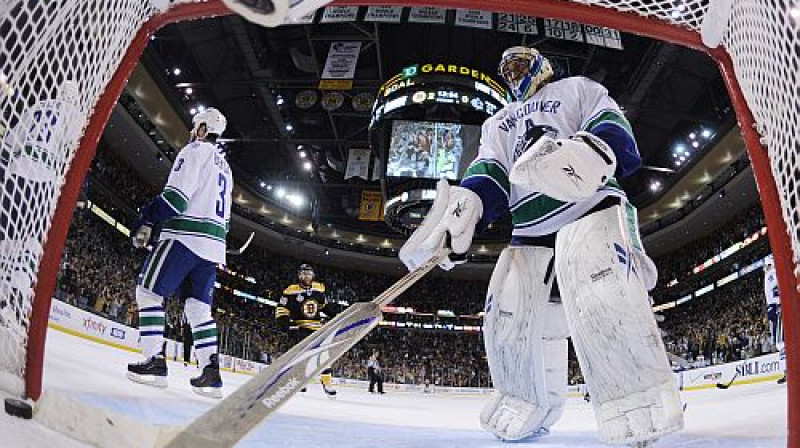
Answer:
[{"left": 0, "top": 328, "right": 788, "bottom": 447}]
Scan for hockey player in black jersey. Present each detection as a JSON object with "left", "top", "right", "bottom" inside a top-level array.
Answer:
[{"left": 276, "top": 263, "right": 337, "bottom": 396}]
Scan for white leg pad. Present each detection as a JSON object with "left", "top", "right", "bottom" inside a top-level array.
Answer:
[
  {"left": 480, "top": 246, "right": 569, "bottom": 441},
  {"left": 555, "top": 205, "right": 683, "bottom": 445}
]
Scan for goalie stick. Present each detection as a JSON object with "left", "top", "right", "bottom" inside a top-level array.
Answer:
[
  {"left": 161, "top": 247, "right": 452, "bottom": 448},
  {"left": 226, "top": 231, "right": 254, "bottom": 255}
]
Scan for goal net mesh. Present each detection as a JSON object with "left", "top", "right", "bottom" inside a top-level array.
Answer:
[{"left": 0, "top": 0, "right": 796, "bottom": 415}]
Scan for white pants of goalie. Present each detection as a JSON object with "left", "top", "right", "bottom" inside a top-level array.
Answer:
[{"left": 556, "top": 204, "right": 683, "bottom": 445}]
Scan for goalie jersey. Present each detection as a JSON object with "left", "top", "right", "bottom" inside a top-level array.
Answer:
[
  {"left": 156, "top": 141, "right": 232, "bottom": 264},
  {"left": 461, "top": 76, "right": 641, "bottom": 237},
  {"left": 276, "top": 281, "right": 329, "bottom": 331}
]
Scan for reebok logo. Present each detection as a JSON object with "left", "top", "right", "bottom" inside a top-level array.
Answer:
[
  {"left": 562, "top": 164, "right": 583, "bottom": 183},
  {"left": 590, "top": 268, "right": 612, "bottom": 282},
  {"left": 262, "top": 378, "right": 300, "bottom": 408},
  {"left": 453, "top": 201, "right": 465, "bottom": 218}
]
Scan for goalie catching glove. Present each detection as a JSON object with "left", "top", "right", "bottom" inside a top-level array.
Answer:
[
  {"left": 399, "top": 179, "right": 482, "bottom": 271},
  {"left": 509, "top": 131, "right": 616, "bottom": 203}
]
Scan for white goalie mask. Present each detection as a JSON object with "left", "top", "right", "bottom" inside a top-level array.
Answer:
[
  {"left": 498, "top": 46, "right": 554, "bottom": 102},
  {"left": 191, "top": 107, "right": 227, "bottom": 140}
]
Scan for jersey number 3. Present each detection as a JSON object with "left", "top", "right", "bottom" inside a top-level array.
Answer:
[{"left": 216, "top": 173, "right": 227, "bottom": 218}]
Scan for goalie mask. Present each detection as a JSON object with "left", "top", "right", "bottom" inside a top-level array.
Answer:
[
  {"left": 498, "top": 46, "right": 554, "bottom": 102},
  {"left": 191, "top": 107, "right": 227, "bottom": 141}
]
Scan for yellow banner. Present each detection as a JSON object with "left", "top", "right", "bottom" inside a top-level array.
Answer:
[
  {"left": 359, "top": 190, "right": 383, "bottom": 221},
  {"left": 318, "top": 79, "right": 354, "bottom": 90}
]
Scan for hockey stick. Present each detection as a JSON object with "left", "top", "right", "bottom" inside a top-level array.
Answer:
[
  {"left": 226, "top": 231, "right": 254, "bottom": 255},
  {"left": 161, "top": 247, "right": 451, "bottom": 448},
  {"left": 716, "top": 371, "right": 740, "bottom": 389}
]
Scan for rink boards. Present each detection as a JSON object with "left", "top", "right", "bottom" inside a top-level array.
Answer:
[{"left": 46, "top": 299, "right": 786, "bottom": 393}]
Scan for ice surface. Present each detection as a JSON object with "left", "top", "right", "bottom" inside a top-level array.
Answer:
[{"left": 0, "top": 329, "right": 787, "bottom": 447}]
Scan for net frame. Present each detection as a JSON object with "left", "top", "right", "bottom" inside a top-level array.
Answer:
[{"left": 3, "top": 0, "right": 796, "bottom": 444}]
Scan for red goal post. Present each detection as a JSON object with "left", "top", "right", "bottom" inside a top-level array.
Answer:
[{"left": 2, "top": 0, "right": 796, "bottom": 444}]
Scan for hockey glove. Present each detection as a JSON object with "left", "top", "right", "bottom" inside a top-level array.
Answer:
[
  {"left": 509, "top": 131, "right": 617, "bottom": 202},
  {"left": 399, "top": 179, "right": 482, "bottom": 271}
]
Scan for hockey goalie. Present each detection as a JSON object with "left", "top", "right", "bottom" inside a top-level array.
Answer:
[{"left": 400, "top": 46, "right": 684, "bottom": 446}]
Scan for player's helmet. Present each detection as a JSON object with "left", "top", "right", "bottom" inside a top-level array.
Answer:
[
  {"left": 498, "top": 46, "right": 554, "bottom": 102},
  {"left": 192, "top": 107, "right": 227, "bottom": 139}
]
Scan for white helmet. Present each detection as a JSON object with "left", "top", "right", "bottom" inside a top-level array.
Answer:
[
  {"left": 192, "top": 107, "right": 227, "bottom": 138},
  {"left": 498, "top": 46, "right": 554, "bottom": 102}
]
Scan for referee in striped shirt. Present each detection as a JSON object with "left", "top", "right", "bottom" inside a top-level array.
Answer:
[{"left": 368, "top": 350, "right": 384, "bottom": 394}]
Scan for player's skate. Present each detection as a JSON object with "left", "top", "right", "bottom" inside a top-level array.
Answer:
[
  {"left": 322, "top": 381, "right": 337, "bottom": 398},
  {"left": 191, "top": 354, "right": 223, "bottom": 398},
  {"left": 127, "top": 354, "right": 167, "bottom": 388}
]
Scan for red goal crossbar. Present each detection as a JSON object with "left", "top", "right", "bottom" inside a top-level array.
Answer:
[{"left": 24, "top": 2, "right": 797, "bottom": 446}]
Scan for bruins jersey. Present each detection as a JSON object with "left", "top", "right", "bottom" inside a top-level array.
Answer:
[{"left": 276, "top": 281, "right": 328, "bottom": 331}]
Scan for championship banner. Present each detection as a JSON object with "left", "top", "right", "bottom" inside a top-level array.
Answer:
[
  {"left": 364, "top": 6, "right": 403, "bottom": 23},
  {"left": 407, "top": 6, "right": 446, "bottom": 24},
  {"left": 320, "top": 6, "right": 359, "bottom": 23},
  {"left": 454, "top": 9, "right": 493, "bottom": 30},
  {"left": 345, "top": 147, "right": 371, "bottom": 179},
  {"left": 359, "top": 190, "right": 384, "bottom": 221},
  {"left": 320, "top": 41, "right": 362, "bottom": 91}
]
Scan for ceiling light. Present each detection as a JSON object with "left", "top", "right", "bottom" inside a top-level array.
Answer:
[
  {"left": 691, "top": 141, "right": 699, "bottom": 148},
  {"left": 185, "top": 87, "right": 193, "bottom": 95},
  {"left": 276, "top": 187, "right": 286, "bottom": 199},
  {"left": 689, "top": 132, "right": 696, "bottom": 139},
  {"left": 172, "top": 68, "right": 181, "bottom": 76},
  {"left": 276, "top": 97, "right": 284, "bottom": 106},
  {"left": 649, "top": 181, "right": 662, "bottom": 192},
  {"left": 259, "top": 181, "right": 266, "bottom": 187},
  {"left": 701, "top": 129, "right": 712, "bottom": 138},
  {"left": 287, "top": 194, "right": 304, "bottom": 207},
  {"left": 675, "top": 144, "right": 685, "bottom": 152},
  {"left": 684, "top": 151, "right": 690, "bottom": 156},
  {"left": 197, "top": 105, "right": 205, "bottom": 112},
  {"left": 266, "top": 185, "right": 273, "bottom": 191},
  {"left": 680, "top": 156, "right": 686, "bottom": 161},
  {"left": 299, "top": 150, "right": 307, "bottom": 158},
  {"left": 189, "top": 108, "right": 197, "bottom": 115},
  {"left": 285, "top": 124, "right": 293, "bottom": 132},
  {"left": 303, "top": 161, "right": 312, "bottom": 171}
]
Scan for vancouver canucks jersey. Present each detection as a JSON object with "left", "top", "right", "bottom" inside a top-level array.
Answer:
[
  {"left": 765, "top": 268, "right": 780, "bottom": 306},
  {"left": 461, "top": 76, "right": 640, "bottom": 237},
  {"left": 276, "top": 281, "right": 328, "bottom": 331},
  {"left": 157, "top": 141, "right": 232, "bottom": 264},
  {"left": 1, "top": 98, "right": 81, "bottom": 183}
]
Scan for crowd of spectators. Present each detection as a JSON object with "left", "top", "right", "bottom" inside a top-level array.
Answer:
[{"left": 52, "top": 147, "right": 780, "bottom": 388}]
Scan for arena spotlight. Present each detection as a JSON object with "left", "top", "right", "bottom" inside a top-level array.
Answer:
[
  {"left": 701, "top": 129, "right": 712, "bottom": 138},
  {"left": 299, "top": 150, "right": 307, "bottom": 158},
  {"left": 689, "top": 132, "right": 696, "bottom": 139},
  {"left": 285, "top": 124, "right": 294, "bottom": 132},
  {"left": 172, "top": 67, "right": 181, "bottom": 76},
  {"left": 276, "top": 187, "right": 286, "bottom": 199},
  {"left": 259, "top": 181, "right": 266, "bottom": 188},
  {"left": 303, "top": 161, "right": 312, "bottom": 171},
  {"left": 649, "top": 180, "right": 662, "bottom": 192}
]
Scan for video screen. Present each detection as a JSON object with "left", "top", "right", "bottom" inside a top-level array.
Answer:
[{"left": 386, "top": 121, "right": 480, "bottom": 180}]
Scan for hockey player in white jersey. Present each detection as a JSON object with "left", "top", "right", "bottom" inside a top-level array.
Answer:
[
  {"left": 764, "top": 255, "right": 787, "bottom": 384},
  {"left": 126, "top": 108, "right": 232, "bottom": 399},
  {"left": 400, "top": 47, "right": 682, "bottom": 445},
  {"left": 0, "top": 81, "right": 81, "bottom": 387}
]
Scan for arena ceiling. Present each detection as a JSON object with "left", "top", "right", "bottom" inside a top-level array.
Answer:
[{"left": 112, "top": 8, "right": 757, "bottom": 260}]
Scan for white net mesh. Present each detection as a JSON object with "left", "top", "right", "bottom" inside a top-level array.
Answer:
[
  {"left": 0, "top": 0, "right": 797, "bottom": 409},
  {"left": 0, "top": 0, "right": 179, "bottom": 396}
]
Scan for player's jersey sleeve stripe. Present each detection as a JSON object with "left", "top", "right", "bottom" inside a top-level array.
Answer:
[
  {"left": 463, "top": 160, "right": 510, "bottom": 196},
  {"left": 162, "top": 187, "right": 189, "bottom": 213},
  {"left": 583, "top": 109, "right": 633, "bottom": 136}
]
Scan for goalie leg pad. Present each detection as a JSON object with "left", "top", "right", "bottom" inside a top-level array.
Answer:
[
  {"left": 184, "top": 297, "right": 218, "bottom": 370},
  {"left": 555, "top": 205, "right": 683, "bottom": 445},
  {"left": 480, "top": 246, "right": 569, "bottom": 441}
]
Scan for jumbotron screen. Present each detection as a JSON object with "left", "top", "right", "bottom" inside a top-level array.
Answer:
[{"left": 386, "top": 120, "right": 481, "bottom": 180}]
